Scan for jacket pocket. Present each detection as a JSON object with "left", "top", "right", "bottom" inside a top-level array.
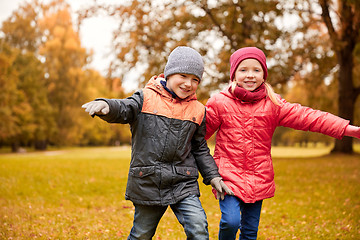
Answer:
[
  {"left": 174, "top": 166, "right": 199, "bottom": 178},
  {"left": 129, "top": 166, "right": 155, "bottom": 178}
]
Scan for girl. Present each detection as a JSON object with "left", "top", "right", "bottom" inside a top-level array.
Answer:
[{"left": 205, "top": 47, "right": 360, "bottom": 239}]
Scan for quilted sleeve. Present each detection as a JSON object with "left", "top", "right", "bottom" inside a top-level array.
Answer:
[
  {"left": 278, "top": 99, "right": 350, "bottom": 139},
  {"left": 205, "top": 95, "right": 222, "bottom": 140}
]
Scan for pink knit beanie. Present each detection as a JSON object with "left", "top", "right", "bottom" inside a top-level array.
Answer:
[{"left": 229, "top": 47, "right": 268, "bottom": 81}]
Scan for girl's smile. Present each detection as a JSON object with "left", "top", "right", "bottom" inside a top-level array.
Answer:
[{"left": 234, "top": 58, "right": 264, "bottom": 91}]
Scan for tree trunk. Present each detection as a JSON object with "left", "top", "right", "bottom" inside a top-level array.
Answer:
[
  {"left": 331, "top": 46, "right": 354, "bottom": 154},
  {"left": 11, "top": 142, "right": 20, "bottom": 153},
  {"left": 34, "top": 140, "right": 48, "bottom": 151}
]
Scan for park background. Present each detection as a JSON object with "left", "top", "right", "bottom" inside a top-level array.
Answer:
[{"left": 0, "top": 0, "right": 359, "bottom": 239}]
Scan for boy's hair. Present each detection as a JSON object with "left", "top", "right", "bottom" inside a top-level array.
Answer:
[
  {"left": 164, "top": 46, "right": 204, "bottom": 81},
  {"left": 230, "top": 47, "right": 281, "bottom": 106}
]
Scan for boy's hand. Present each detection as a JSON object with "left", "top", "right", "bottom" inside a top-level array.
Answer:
[
  {"left": 210, "top": 177, "right": 234, "bottom": 200},
  {"left": 82, "top": 100, "right": 109, "bottom": 116},
  {"left": 344, "top": 125, "right": 360, "bottom": 139}
]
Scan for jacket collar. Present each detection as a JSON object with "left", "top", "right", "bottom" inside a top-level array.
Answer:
[{"left": 220, "top": 83, "right": 236, "bottom": 100}]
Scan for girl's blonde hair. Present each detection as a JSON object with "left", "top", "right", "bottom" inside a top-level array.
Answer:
[
  {"left": 230, "top": 81, "right": 281, "bottom": 106},
  {"left": 264, "top": 82, "right": 281, "bottom": 106}
]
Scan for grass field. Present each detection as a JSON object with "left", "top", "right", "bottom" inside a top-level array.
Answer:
[{"left": 0, "top": 146, "right": 359, "bottom": 239}]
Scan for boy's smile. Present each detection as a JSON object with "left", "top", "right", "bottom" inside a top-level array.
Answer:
[{"left": 166, "top": 73, "right": 200, "bottom": 99}]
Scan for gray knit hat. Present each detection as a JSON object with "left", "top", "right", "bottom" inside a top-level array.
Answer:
[{"left": 164, "top": 46, "right": 204, "bottom": 81}]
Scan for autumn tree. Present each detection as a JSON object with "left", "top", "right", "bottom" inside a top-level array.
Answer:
[
  {"left": 0, "top": 0, "right": 124, "bottom": 150},
  {"left": 36, "top": 1, "right": 86, "bottom": 145},
  {"left": 268, "top": 0, "right": 360, "bottom": 152},
  {"left": 81, "top": 0, "right": 359, "bottom": 153},
  {"left": 318, "top": 0, "right": 360, "bottom": 153},
  {"left": 0, "top": 43, "right": 30, "bottom": 151},
  {"left": 0, "top": 0, "right": 55, "bottom": 151},
  {"left": 281, "top": 0, "right": 360, "bottom": 152},
  {"left": 80, "top": 0, "right": 288, "bottom": 94},
  {"left": 14, "top": 50, "right": 56, "bottom": 150}
]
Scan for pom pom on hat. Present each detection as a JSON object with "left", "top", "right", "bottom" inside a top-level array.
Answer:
[
  {"left": 229, "top": 47, "right": 268, "bottom": 81},
  {"left": 164, "top": 46, "right": 204, "bottom": 81}
]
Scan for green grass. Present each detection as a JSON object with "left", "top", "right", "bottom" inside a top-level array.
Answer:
[{"left": 0, "top": 146, "right": 359, "bottom": 239}]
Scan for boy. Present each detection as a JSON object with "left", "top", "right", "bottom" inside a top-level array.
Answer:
[{"left": 82, "top": 46, "right": 233, "bottom": 240}]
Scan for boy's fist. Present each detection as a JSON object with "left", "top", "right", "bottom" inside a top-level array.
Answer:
[
  {"left": 82, "top": 100, "right": 109, "bottom": 116},
  {"left": 210, "top": 177, "right": 234, "bottom": 200}
]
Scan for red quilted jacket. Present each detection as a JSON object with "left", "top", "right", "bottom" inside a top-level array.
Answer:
[{"left": 205, "top": 88, "right": 349, "bottom": 203}]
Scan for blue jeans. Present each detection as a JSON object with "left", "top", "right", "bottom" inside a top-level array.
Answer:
[
  {"left": 219, "top": 195, "right": 262, "bottom": 240},
  {"left": 128, "top": 195, "right": 209, "bottom": 240}
]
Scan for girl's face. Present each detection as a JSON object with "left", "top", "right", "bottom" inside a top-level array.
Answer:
[
  {"left": 234, "top": 58, "right": 264, "bottom": 91},
  {"left": 166, "top": 73, "right": 200, "bottom": 99}
]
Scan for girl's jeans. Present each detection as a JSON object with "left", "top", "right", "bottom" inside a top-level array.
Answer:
[
  {"left": 219, "top": 195, "right": 263, "bottom": 240},
  {"left": 127, "top": 195, "right": 209, "bottom": 240}
]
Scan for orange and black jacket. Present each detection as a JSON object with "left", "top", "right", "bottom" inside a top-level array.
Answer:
[{"left": 98, "top": 75, "right": 220, "bottom": 206}]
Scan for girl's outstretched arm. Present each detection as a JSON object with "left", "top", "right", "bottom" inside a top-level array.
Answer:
[
  {"left": 344, "top": 125, "right": 360, "bottom": 139},
  {"left": 277, "top": 99, "right": 349, "bottom": 139}
]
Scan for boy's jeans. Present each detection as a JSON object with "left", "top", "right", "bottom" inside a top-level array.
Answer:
[
  {"left": 219, "top": 195, "right": 262, "bottom": 240},
  {"left": 128, "top": 195, "right": 209, "bottom": 240}
]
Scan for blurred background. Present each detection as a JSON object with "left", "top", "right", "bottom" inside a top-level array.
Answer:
[{"left": 0, "top": 0, "right": 359, "bottom": 154}]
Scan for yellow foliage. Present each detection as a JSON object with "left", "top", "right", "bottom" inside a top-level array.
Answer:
[
  {"left": 47, "top": 82, "right": 56, "bottom": 93},
  {"left": 45, "top": 38, "right": 61, "bottom": 50},
  {"left": 112, "top": 78, "right": 124, "bottom": 93},
  {"left": 64, "top": 38, "right": 79, "bottom": 51},
  {"left": 39, "top": 7, "right": 72, "bottom": 34},
  {"left": 38, "top": 15, "right": 55, "bottom": 30},
  {"left": 0, "top": 54, "right": 13, "bottom": 74},
  {"left": 57, "top": 9, "right": 71, "bottom": 25},
  {"left": 53, "top": 26, "right": 66, "bottom": 38}
]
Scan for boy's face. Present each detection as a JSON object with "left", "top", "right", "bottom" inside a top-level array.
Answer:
[
  {"left": 166, "top": 73, "right": 200, "bottom": 99},
  {"left": 234, "top": 58, "right": 264, "bottom": 91}
]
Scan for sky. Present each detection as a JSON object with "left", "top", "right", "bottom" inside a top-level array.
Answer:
[{"left": 0, "top": 0, "right": 137, "bottom": 91}]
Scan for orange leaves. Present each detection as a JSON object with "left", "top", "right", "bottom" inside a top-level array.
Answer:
[
  {"left": 64, "top": 38, "right": 80, "bottom": 51},
  {"left": 40, "top": 9, "right": 82, "bottom": 54},
  {"left": 53, "top": 25, "right": 66, "bottom": 38},
  {"left": 39, "top": 8, "right": 72, "bottom": 31},
  {"left": 39, "top": 6, "right": 83, "bottom": 56},
  {"left": 44, "top": 38, "right": 61, "bottom": 51}
]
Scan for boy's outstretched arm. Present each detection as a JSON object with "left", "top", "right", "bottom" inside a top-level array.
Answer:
[
  {"left": 344, "top": 125, "right": 360, "bottom": 139},
  {"left": 82, "top": 100, "right": 109, "bottom": 117}
]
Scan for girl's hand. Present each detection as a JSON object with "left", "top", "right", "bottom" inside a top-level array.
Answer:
[{"left": 344, "top": 125, "right": 360, "bottom": 139}]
